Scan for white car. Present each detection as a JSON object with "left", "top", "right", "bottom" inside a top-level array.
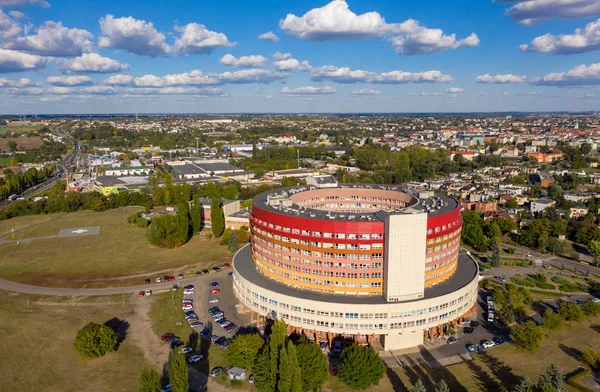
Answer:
[
  {"left": 209, "top": 298, "right": 219, "bottom": 304},
  {"left": 181, "top": 347, "right": 193, "bottom": 354},
  {"left": 182, "top": 305, "right": 193, "bottom": 311},
  {"left": 482, "top": 340, "right": 495, "bottom": 349},
  {"left": 182, "top": 298, "right": 193, "bottom": 303},
  {"left": 156, "top": 278, "right": 162, "bottom": 283},
  {"left": 593, "top": 298, "right": 600, "bottom": 303},
  {"left": 145, "top": 290, "right": 152, "bottom": 296},
  {"left": 188, "top": 354, "right": 203, "bottom": 363},
  {"left": 183, "top": 289, "right": 194, "bottom": 295}
]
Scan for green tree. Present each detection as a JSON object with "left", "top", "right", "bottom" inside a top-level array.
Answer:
[
  {"left": 583, "top": 349, "right": 600, "bottom": 369},
  {"left": 228, "top": 232, "right": 239, "bottom": 253},
  {"left": 139, "top": 367, "right": 161, "bottom": 392},
  {"left": 411, "top": 379, "right": 427, "bottom": 392},
  {"left": 227, "top": 333, "right": 264, "bottom": 370},
  {"left": 558, "top": 302, "right": 585, "bottom": 324},
  {"left": 278, "top": 345, "right": 292, "bottom": 392},
  {"left": 589, "top": 240, "right": 600, "bottom": 263},
  {"left": 339, "top": 344, "right": 385, "bottom": 390},
  {"left": 223, "top": 183, "right": 239, "bottom": 200},
  {"left": 164, "top": 173, "right": 173, "bottom": 205},
  {"left": 146, "top": 214, "right": 181, "bottom": 248},
  {"left": 168, "top": 348, "right": 189, "bottom": 392},
  {"left": 296, "top": 338, "right": 328, "bottom": 392},
  {"left": 74, "top": 322, "right": 118, "bottom": 358},
  {"left": 537, "top": 363, "right": 565, "bottom": 392},
  {"left": 205, "top": 182, "right": 220, "bottom": 199},
  {"left": 211, "top": 198, "right": 225, "bottom": 238},
  {"left": 7, "top": 140, "right": 17, "bottom": 152},
  {"left": 506, "top": 199, "right": 519, "bottom": 209},
  {"left": 512, "top": 376, "right": 534, "bottom": 392},
  {"left": 491, "top": 237, "right": 501, "bottom": 268},
  {"left": 190, "top": 194, "right": 201, "bottom": 235},
  {"left": 287, "top": 341, "right": 302, "bottom": 392},
  {"left": 177, "top": 203, "right": 190, "bottom": 243},
  {"left": 510, "top": 320, "right": 545, "bottom": 351},
  {"left": 581, "top": 299, "right": 600, "bottom": 316},
  {"left": 542, "top": 309, "right": 563, "bottom": 331},
  {"left": 254, "top": 347, "right": 276, "bottom": 392},
  {"left": 434, "top": 379, "right": 450, "bottom": 392}
]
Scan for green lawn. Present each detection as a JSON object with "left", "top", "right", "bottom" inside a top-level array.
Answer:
[
  {"left": 0, "top": 291, "right": 146, "bottom": 392},
  {"left": 0, "top": 208, "right": 232, "bottom": 287}
]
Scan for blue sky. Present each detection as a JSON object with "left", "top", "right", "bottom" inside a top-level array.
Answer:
[{"left": 1, "top": 0, "right": 600, "bottom": 114}]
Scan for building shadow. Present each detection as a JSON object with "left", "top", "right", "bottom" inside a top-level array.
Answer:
[
  {"left": 103, "top": 317, "right": 129, "bottom": 349},
  {"left": 558, "top": 343, "right": 583, "bottom": 362}
]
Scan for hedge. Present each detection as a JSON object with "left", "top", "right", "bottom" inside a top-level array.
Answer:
[{"left": 566, "top": 367, "right": 594, "bottom": 392}]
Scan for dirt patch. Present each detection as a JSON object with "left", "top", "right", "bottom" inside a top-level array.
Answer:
[
  {"left": 127, "top": 295, "right": 170, "bottom": 371},
  {"left": 0, "top": 137, "right": 43, "bottom": 151}
]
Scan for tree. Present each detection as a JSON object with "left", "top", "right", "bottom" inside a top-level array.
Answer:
[
  {"left": 139, "top": 367, "right": 161, "bottom": 392},
  {"left": 512, "top": 376, "right": 534, "bottom": 392},
  {"left": 510, "top": 320, "right": 545, "bottom": 351},
  {"left": 287, "top": 341, "right": 302, "bottom": 392},
  {"left": 205, "top": 182, "right": 220, "bottom": 199},
  {"left": 491, "top": 237, "right": 501, "bottom": 268},
  {"left": 581, "top": 299, "right": 600, "bottom": 316},
  {"left": 164, "top": 173, "right": 173, "bottom": 205},
  {"left": 583, "top": 349, "right": 600, "bottom": 369},
  {"left": 254, "top": 347, "right": 276, "bottom": 392},
  {"left": 589, "top": 240, "right": 600, "bottom": 263},
  {"left": 411, "top": 379, "right": 427, "bottom": 392},
  {"left": 228, "top": 232, "right": 239, "bottom": 253},
  {"left": 558, "top": 302, "right": 585, "bottom": 324},
  {"left": 177, "top": 203, "right": 190, "bottom": 243},
  {"left": 146, "top": 214, "right": 182, "bottom": 248},
  {"left": 506, "top": 199, "right": 519, "bottom": 209},
  {"left": 74, "top": 322, "right": 118, "bottom": 358},
  {"left": 296, "top": 338, "right": 328, "bottom": 392},
  {"left": 542, "top": 309, "right": 563, "bottom": 331},
  {"left": 434, "top": 379, "right": 450, "bottom": 392},
  {"left": 211, "top": 198, "right": 224, "bottom": 238},
  {"left": 537, "top": 364, "right": 565, "bottom": 392},
  {"left": 168, "top": 348, "right": 189, "bottom": 392},
  {"left": 223, "top": 183, "right": 239, "bottom": 200},
  {"left": 339, "top": 344, "right": 385, "bottom": 390},
  {"left": 227, "top": 333, "right": 264, "bottom": 370},
  {"left": 278, "top": 345, "right": 292, "bottom": 392},
  {"left": 7, "top": 140, "right": 17, "bottom": 152},
  {"left": 190, "top": 194, "right": 201, "bottom": 235}
]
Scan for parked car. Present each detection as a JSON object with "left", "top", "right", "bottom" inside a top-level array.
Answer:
[
  {"left": 226, "top": 325, "right": 237, "bottom": 333},
  {"left": 214, "top": 336, "right": 226, "bottom": 345},
  {"left": 138, "top": 291, "right": 145, "bottom": 297},
  {"left": 156, "top": 277, "right": 162, "bottom": 283},
  {"left": 330, "top": 365, "right": 338, "bottom": 376},
  {"left": 182, "top": 305, "right": 193, "bottom": 311},
  {"left": 320, "top": 342, "right": 328, "bottom": 352},
  {"left": 208, "top": 306, "right": 220, "bottom": 312},
  {"left": 224, "top": 263, "right": 231, "bottom": 268},
  {"left": 202, "top": 269, "right": 210, "bottom": 274},
  {"left": 463, "top": 327, "right": 474, "bottom": 334},
  {"left": 332, "top": 341, "right": 343, "bottom": 354},
  {"left": 220, "top": 338, "right": 232, "bottom": 348},
  {"left": 210, "top": 335, "right": 221, "bottom": 343},
  {"left": 209, "top": 298, "right": 219, "bottom": 304},
  {"left": 183, "top": 289, "right": 194, "bottom": 295},
  {"left": 184, "top": 285, "right": 194, "bottom": 290},
  {"left": 447, "top": 337, "right": 458, "bottom": 345},
  {"left": 171, "top": 285, "right": 178, "bottom": 291},
  {"left": 249, "top": 375, "right": 254, "bottom": 384},
  {"left": 145, "top": 290, "right": 152, "bottom": 296},
  {"left": 182, "top": 298, "right": 194, "bottom": 303},
  {"left": 482, "top": 340, "right": 496, "bottom": 349},
  {"left": 200, "top": 328, "right": 211, "bottom": 336},
  {"left": 209, "top": 282, "right": 219, "bottom": 287},
  {"left": 144, "top": 278, "right": 151, "bottom": 284},
  {"left": 160, "top": 384, "right": 171, "bottom": 392},
  {"left": 171, "top": 340, "right": 183, "bottom": 348},
  {"left": 210, "top": 367, "right": 224, "bottom": 377},
  {"left": 188, "top": 354, "right": 203, "bottom": 363},
  {"left": 181, "top": 347, "right": 193, "bottom": 354},
  {"left": 164, "top": 275, "right": 170, "bottom": 282},
  {"left": 190, "top": 322, "right": 204, "bottom": 328},
  {"left": 168, "top": 276, "right": 175, "bottom": 281},
  {"left": 217, "top": 264, "right": 225, "bottom": 269},
  {"left": 213, "top": 315, "right": 224, "bottom": 323},
  {"left": 212, "top": 266, "right": 220, "bottom": 272},
  {"left": 166, "top": 337, "right": 179, "bottom": 344},
  {"left": 228, "top": 271, "right": 233, "bottom": 276},
  {"left": 161, "top": 333, "right": 174, "bottom": 341},
  {"left": 467, "top": 344, "right": 480, "bottom": 352},
  {"left": 210, "top": 289, "right": 220, "bottom": 295},
  {"left": 177, "top": 273, "right": 184, "bottom": 279},
  {"left": 187, "top": 317, "right": 199, "bottom": 323},
  {"left": 196, "top": 271, "right": 202, "bottom": 276}
]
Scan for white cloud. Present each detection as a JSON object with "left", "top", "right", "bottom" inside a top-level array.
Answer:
[
  {"left": 58, "top": 53, "right": 129, "bottom": 73},
  {"left": 173, "top": 22, "right": 234, "bottom": 55},
  {"left": 419, "top": 92, "right": 443, "bottom": 96},
  {"left": 103, "top": 74, "right": 134, "bottom": 86},
  {"left": 133, "top": 74, "right": 164, "bottom": 87},
  {"left": 388, "top": 20, "right": 479, "bottom": 55},
  {"left": 132, "top": 71, "right": 219, "bottom": 87},
  {"left": 273, "top": 52, "right": 292, "bottom": 60},
  {"left": 273, "top": 58, "right": 310, "bottom": 71},
  {"left": 217, "top": 68, "right": 288, "bottom": 84},
  {"left": 123, "top": 86, "right": 224, "bottom": 95},
  {"left": 46, "top": 75, "right": 93, "bottom": 86},
  {"left": 445, "top": 87, "right": 464, "bottom": 93},
  {"left": 80, "top": 86, "right": 116, "bottom": 95},
  {"left": 8, "top": 10, "right": 24, "bottom": 18},
  {"left": 6, "top": 21, "right": 93, "bottom": 56},
  {"left": 279, "top": 1, "right": 478, "bottom": 54},
  {"left": 258, "top": 31, "right": 279, "bottom": 41},
  {"left": 530, "top": 62, "right": 600, "bottom": 86},
  {"left": 498, "top": 0, "right": 600, "bottom": 26},
  {"left": 350, "top": 88, "right": 380, "bottom": 95},
  {"left": 0, "top": 9, "right": 21, "bottom": 41},
  {"left": 220, "top": 54, "right": 268, "bottom": 68},
  {"left": 307, "top": 65, "right": 453, "bottom": 84},
  {"left": 0, "top": 0, "right": 49, "bottom": 8},
  {"left": 0, "top": 48, "right": 48, "bottom": 72},
  {"left": 47, "top": 86, "right": 72, "bottom": 94},
  {"left": 476, "top": 74, "right": 527, "bottom": 83},
  {"left": 6, "top": 86, "right": 43, "bottom": 95},
  {"left": 520, "top": 18, "right": 600, "bottom": 54},
  {"left": 281, "top": 85, "right": 336, "bottom": 94},
  {"left": 99, "top": 15, "right": 170, "bottom": 56},
  {"left": 0, "top": 77, "right": 35, "bottom": 87}
]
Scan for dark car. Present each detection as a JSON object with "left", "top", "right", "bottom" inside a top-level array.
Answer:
[
  {"left": 195, "top": 271, "right": 202, "bottom": 276},
  {"left": 171, "top": 340, "right": 184, "bottom": 348},
  {"left": 463, "top": 327, "right": 474, "bottom": 334},
  {"left": 212, "top": 266, "right": 220, "bottom": 272},
  {"left": 200, "top": 328, "right": 211, "bottom": 336},
  {"left": 210, "top": 367, "right": 224, "bottom": 377},
  {"left": 214, "top": 336, "right": 226, "bottom": 345},
  {"left": 209, "top": 282, "right": 219, "bottom": 287},
  {"left": 177, "top": 273, "right": 184, "bottom": 279},
  {"left": 330, "top": 365, "right": 338, "bottom": 376},
  {"left": 164, "top": 275, "right": 170, "bottom": 281},
  {"left": 144, "top": 278, "right": 151, "bottom": 284},
  {"left": 202, "top": 269, "right": 210, "bottom": 275}
]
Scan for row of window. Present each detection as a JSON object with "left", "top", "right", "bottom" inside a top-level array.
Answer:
[{"left": 426, "top": 228, "right": 461, "bottom": 245}]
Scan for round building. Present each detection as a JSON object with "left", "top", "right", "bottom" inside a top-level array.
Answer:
[{"left": 232, "top": 182, "right": 478, "bottom": 350}]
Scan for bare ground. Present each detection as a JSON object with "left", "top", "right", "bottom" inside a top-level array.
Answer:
[{"left": 127, "top": 295, "right": 170, "bottom": 370}]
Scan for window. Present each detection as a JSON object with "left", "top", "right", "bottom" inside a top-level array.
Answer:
[
  {"left": 345, "top": 312, "right": 358, "bottom": 319},
  {"left": 360, "top": 234, "right": 370, "bottom": 240}
]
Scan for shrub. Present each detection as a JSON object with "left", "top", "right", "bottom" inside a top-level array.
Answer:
[
  {"left": 551, "top": 276, "right": 570, "bottom": 285},
  {"left": 229, "top": 379, "right": 243, "bottom": 389},
  {"left": 581, "top": 299, "right": 600, "bottom": 316},
  {"left": 136, "top": 217, "right": 149, "bottom": 228},
  {"left": 583, "top": 349, "right": 600, "bottom": 369},
  {"left": 512, "top": 276, "right": 536, "bottom": 287},
  {"left": 510, "top": 320, "right": 544, "bottom": 351},
  {"left": 536, "top": 282, "right": 556, "bottom": 290},
  {"left": 74, "top": 322, "right": 118, "bottom": 358},
  {"left": 566, "top": 367, "right": 594, "bottom": 392}
]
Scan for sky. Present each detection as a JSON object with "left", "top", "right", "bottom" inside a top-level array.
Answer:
[{"left": 1, "top": 0, "right": 600, "bottom": 114}]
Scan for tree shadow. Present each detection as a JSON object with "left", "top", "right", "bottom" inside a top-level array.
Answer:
[
  {"left": 103, "top": 317, "right": 129, "bottom": 349},
  {"left": 558, "top": 343, "right": 583, "bottom": 362},
  {"left": 467, "top": 359, "right": 501, "bottom": 391},
  {"left": 531, "top": 300, "right": 552, "bottom": 315},
  {"left": 161, "top": 358, "right": 169, "bottom": 388},
  {"left": 386, "top": 367, "right": 408, "bottom": 391},
  {"left": 591, "top": 325, "right": 600, "bottom": 334},
  {"left": 477, "top": 351, "right": 520, "bottom": 388},
  {"left": 236, "top": 325, "right": 260, "bottom": 336},
  {"left": 188, "top": 331, "right": 199, "bottom": 352}
]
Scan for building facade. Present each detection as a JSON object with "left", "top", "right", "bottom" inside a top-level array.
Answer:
[{"left": 232, "top": 185, "right": 479, "bottom": 350}]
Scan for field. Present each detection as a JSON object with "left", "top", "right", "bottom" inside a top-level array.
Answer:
[
  {"left": 0, "top": 290, "right": 146, "bottom": 392},
  {"left": 0, "top": 136, "right": 43, "bottom": 150},
  {"left": 0, "top": 208, "right": 232, "bottom": 287}
]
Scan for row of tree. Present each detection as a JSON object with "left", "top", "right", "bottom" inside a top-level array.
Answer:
[{"left": 0, "top": 166, "right": 56, "bottom": 200}]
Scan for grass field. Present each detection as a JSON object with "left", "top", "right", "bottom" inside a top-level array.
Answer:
[
  {"left": 0, "top": 291, "right": 146, "bottom": 392},
  {"left": 0, "top": 136, "right": 43, "bottom": 150},
  {"left": 0, "top": 208, "right": 232, "bottom": 287}
]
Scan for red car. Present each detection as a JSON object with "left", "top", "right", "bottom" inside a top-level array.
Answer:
[
  {"left": 330, "top": 365, "right": 338, "bottom": 376},
  {"left": 161, "top": 333, "right": 174, "bottom": 341},
  {"left": 138, "top": 291, "right": 145, "bottom": 297},
  {"left": 224, "top": 263, "right": 231, "bottom": 268},
  {"left": 169, "top": 276, "right": 176, "bottom": 281},
  {"left": 210, "top": 289, "right": 220, "bottom": 295}
]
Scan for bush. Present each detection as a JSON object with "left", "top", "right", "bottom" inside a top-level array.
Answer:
[
  {"left": 583, "top": 349, "right": 600, "bottom": 369},
  {"left": 74, "top": 322, "right": 118, "bottom": 358},
  {"left": 581, "top": 299, "right": 600, "bottom": 316},
  {"left": 512, "top": 276, "right": 536, "bottom": 287},
  {"left": 566, "top": 367, "right": 594, "bottom": 392},
  {"left": 136, "top": 217, "right": 149, "bottom": 228},
  {"left": 536, "top": 282, "right": 556, "bottom": 290},
  {"left": 551, "top": 276, "right": 570, "bottom": 285},
  {"left": 229, "top": 379, "right": 243, "bottom": 389}
]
